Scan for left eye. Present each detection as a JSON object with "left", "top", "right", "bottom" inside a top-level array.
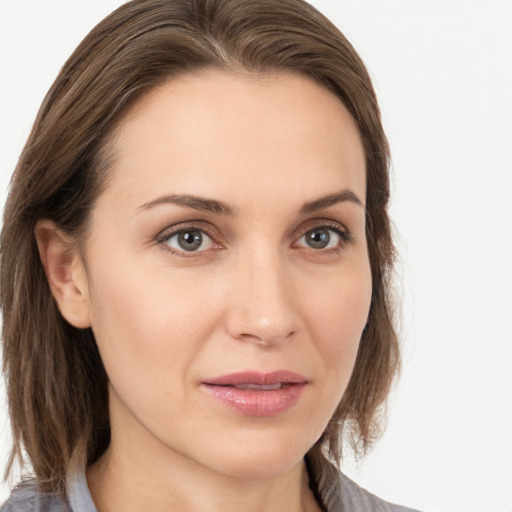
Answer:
[
  {"left": 164, "top": 229, "right": 214, "bottom": 253},
  {"left": 296, "top": 227, "right": 344, "bottom": 250}
]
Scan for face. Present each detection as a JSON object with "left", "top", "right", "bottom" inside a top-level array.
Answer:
[{"left": 78, "top": 70, "right": 371, "bottom": 478}]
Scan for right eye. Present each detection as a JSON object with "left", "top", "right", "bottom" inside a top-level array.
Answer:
[{"left": 163, "top": 229, "right": 215, "bottom": 254}]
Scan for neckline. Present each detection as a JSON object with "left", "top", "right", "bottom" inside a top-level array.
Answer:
[{"left": 67, "top": 471, "right": 98, "bottom": 512}]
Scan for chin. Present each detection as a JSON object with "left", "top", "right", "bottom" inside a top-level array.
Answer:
[
  {"left": 193, "top": 427, "right": 320, "bottom": 479},
  {"left": 208, "top": 451, "right": 303, "bottom": 479}
]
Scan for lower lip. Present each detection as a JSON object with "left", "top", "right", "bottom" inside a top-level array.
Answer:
[{"left": 201, "top": 383, "right": 306, "bottom": 417}]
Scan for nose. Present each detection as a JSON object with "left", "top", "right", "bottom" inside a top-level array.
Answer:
[{"left": 225, "top": 249, "right": 299, "bottom": 346}]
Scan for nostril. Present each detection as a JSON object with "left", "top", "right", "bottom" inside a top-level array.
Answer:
[{"left": 238, "top": 329, "right": 295, "bottom": 346}]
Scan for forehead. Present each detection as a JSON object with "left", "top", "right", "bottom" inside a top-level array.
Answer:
[{"left": 100, "top": 69, "right": 366, "bottom": 212}]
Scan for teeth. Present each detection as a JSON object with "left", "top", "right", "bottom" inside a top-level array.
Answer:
[{"left": 233, "top": 383, "right": 283, "bottom": 390}]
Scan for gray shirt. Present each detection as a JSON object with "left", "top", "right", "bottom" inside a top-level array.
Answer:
[{"left": 1, "top": 460, "right": 421, "bottom": 512}]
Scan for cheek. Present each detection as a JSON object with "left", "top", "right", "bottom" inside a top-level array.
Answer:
[
  {"left": 86, "top": 256, "right": 221, "bottom": 390},
  {"left": 302, "top": 262, "right": 372, "bottom": 374}
]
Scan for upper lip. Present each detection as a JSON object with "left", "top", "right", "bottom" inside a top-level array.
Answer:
[{"left": 203, "top": 371, "right": 308, "bottom": 386}]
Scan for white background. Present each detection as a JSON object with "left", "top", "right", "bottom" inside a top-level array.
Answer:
[{"left": 1, "top": 1, "right": 511, "bottom": 511}]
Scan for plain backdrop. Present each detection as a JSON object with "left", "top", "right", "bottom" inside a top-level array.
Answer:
[{"left": 1, "top": 1, "right": 511, "bottom": 511}]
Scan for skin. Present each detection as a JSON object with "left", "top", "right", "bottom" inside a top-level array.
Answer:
[{"left": 36, "top": 70, "right": 371, "bottom": 512}]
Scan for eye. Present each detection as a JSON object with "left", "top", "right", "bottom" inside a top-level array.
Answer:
[
  {"left": 295, "top": 225, "right": 351, "bottom": 251},
  {"left": 164, "top": 229, "right": 215, "bottom": 253}
]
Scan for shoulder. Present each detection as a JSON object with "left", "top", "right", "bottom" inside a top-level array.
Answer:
[
  {"left": 306, "top": 454, "right": 422, "bottom": 512},
  {"left": 336, "top": 471, "right": 421, "bottom": 512},
  {"left": 0, "top": 480, "right": 69, "bottom": 512}
]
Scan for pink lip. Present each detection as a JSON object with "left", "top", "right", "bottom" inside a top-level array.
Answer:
[{"left": 201, "top": 371, "right": 308, "bottom": 417}]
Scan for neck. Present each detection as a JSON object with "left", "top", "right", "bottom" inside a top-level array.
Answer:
[
  {"left": 87, "top": 447, "right": 320, "bottom": 512},
  {"left": 86, "top": 389, "right": 322, "bottom": 512},
  {"left": 86, "top": 405, "right": 321, "bottom": 512}
]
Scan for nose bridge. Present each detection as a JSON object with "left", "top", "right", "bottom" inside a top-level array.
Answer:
[{"left": 227, "top": 244, "right": 297, "bottom": 345}]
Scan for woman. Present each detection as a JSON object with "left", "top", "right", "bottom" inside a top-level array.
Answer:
[{"left": 1, "top": 0, "right": 419, "bottom": 510}]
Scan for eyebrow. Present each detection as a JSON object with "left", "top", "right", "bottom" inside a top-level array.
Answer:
[
  {"left": 138, "top": 194, "right": 237, "bottom": 216},
  {"left": 299, "top": 189, "right": 364, "bottom": 214},
  {"left": 137, "top": 188, "right": 363, "bottom": 216}
]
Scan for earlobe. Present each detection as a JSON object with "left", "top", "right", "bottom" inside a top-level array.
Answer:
[{"left": 34, "top": 220, "right": 92, "bottom": 329}]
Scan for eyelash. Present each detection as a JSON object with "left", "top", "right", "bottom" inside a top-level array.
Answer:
[
  {"left": 156, "top": 220, "right": 353, "bottom": 257},
  {"left": 155, "top": 222, "right": 222, "bottom": 257},
  {"left": 294, "top": 221, "right": 353, "bottom": 254}
]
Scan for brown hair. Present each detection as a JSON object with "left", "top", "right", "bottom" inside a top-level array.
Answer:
[{"left": 1, "top": 0, "right": 398, "bottom": 494}]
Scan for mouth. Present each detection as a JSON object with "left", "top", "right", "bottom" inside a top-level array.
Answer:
[
  {"left": 224, "top": 382, "right": 286, "bottom": 390},
  {"left": 201, "top": 371, "right": 308, "bottom": 417},
  {"left": 203, "top": 370, "right": 308, "bottom": 386}
]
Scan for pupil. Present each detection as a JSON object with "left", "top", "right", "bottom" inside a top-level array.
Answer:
[
  {"left": 307, "top": 229, "right": 330, "bottom": 249},
  {"left": 178, "top": 231, "right": 202, "bottom": 251}
]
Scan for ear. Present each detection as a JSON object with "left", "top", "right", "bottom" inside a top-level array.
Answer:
[{"left": 35, "top": 219, "right": 92, "bottom": 329}]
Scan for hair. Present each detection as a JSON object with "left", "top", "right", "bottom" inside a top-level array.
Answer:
[{"left": 1, "top": 0, "right": 399, "bottom": 495}]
